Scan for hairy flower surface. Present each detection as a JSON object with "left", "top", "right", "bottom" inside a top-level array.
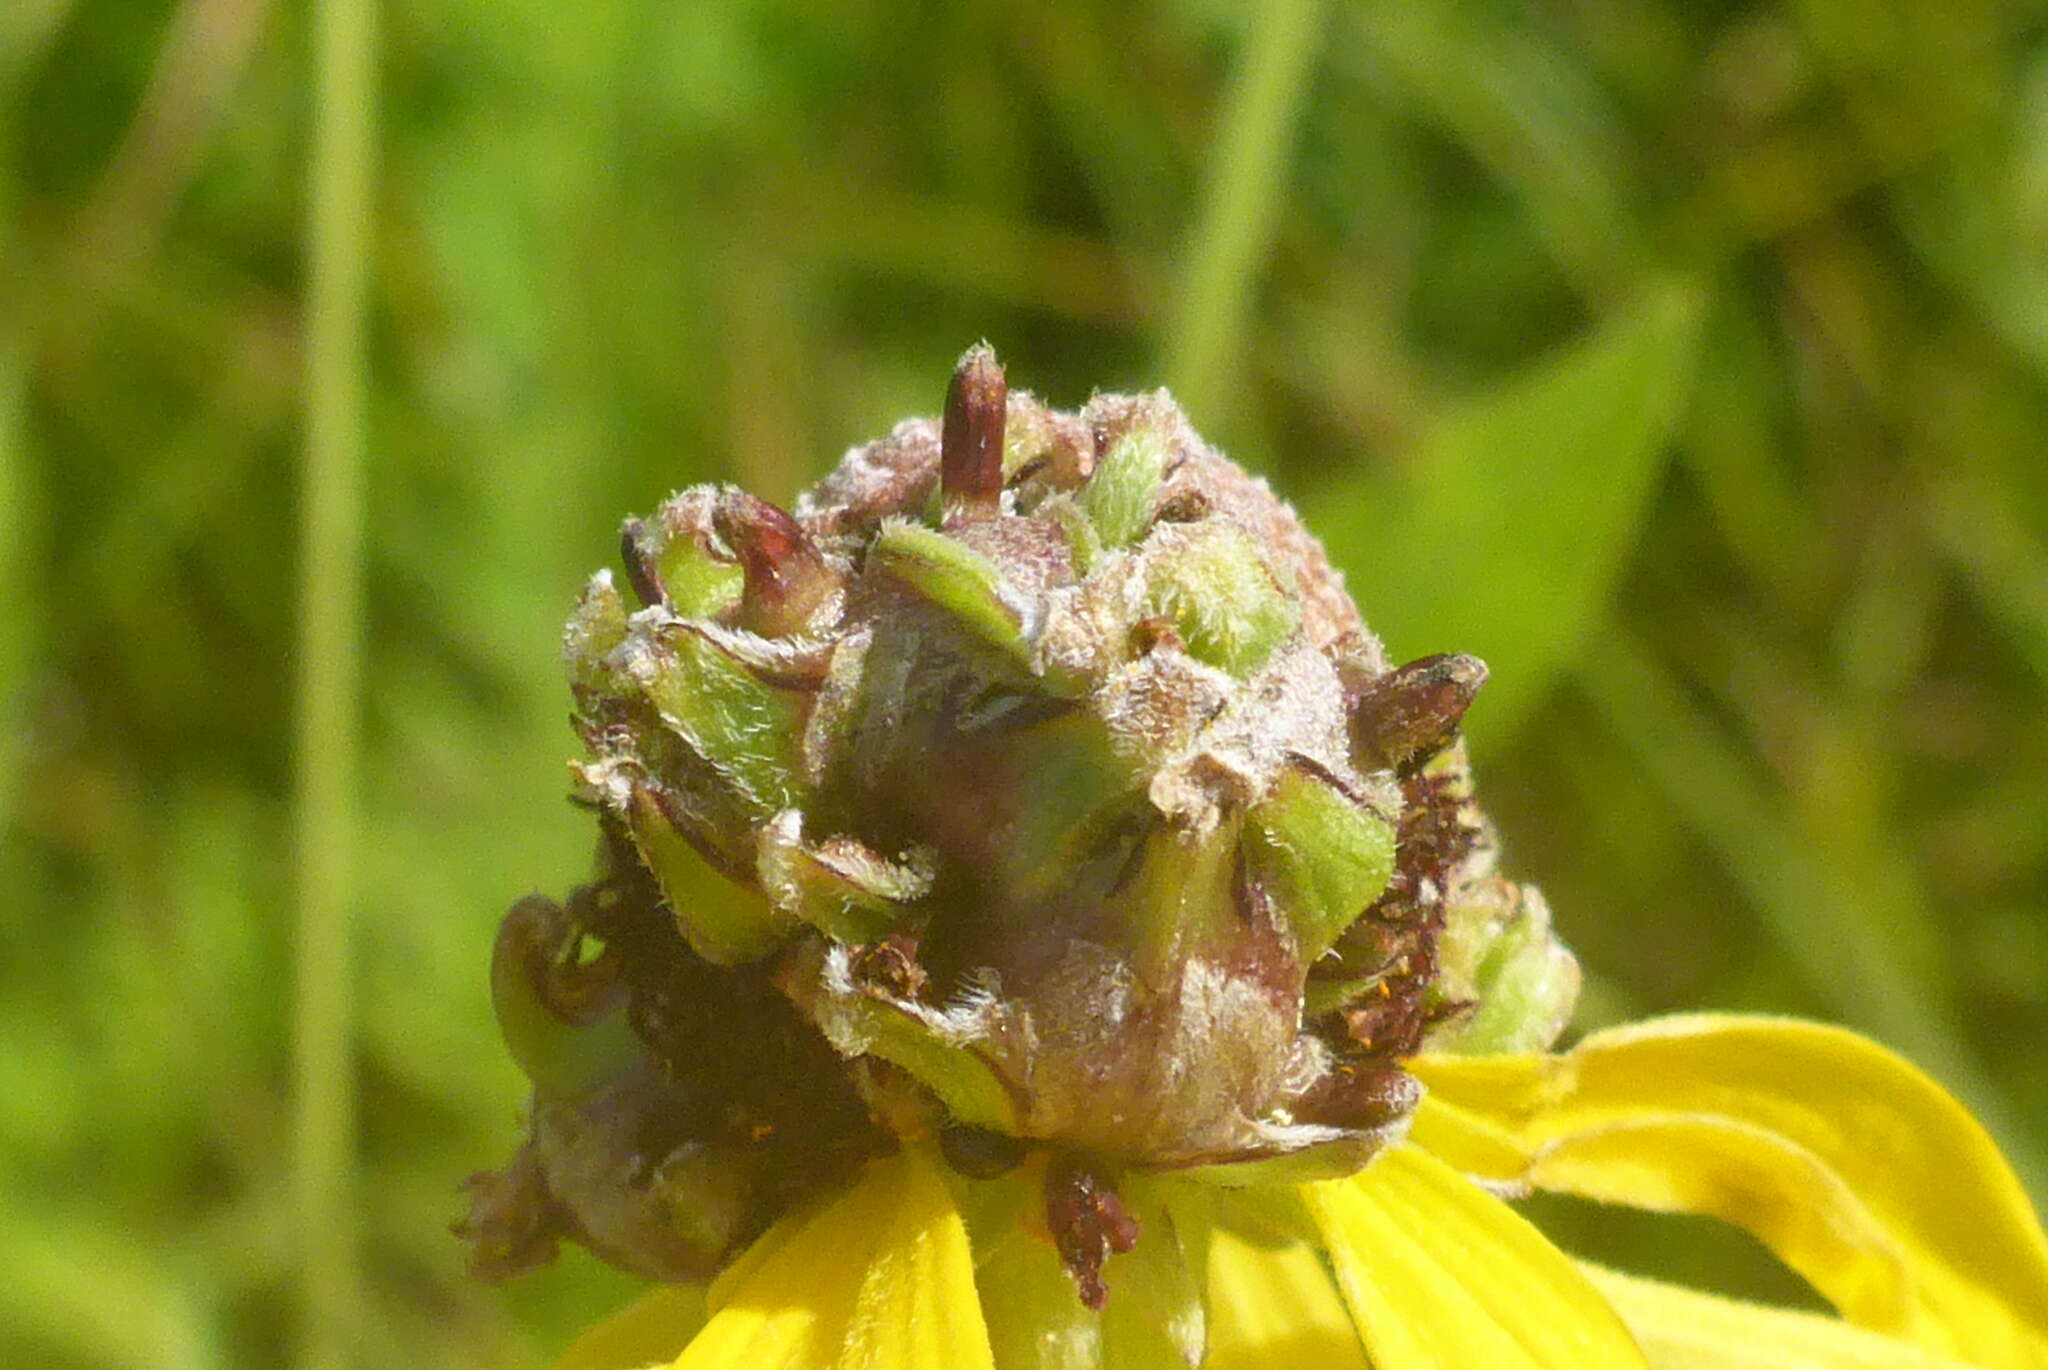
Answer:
[{"left": 464, "top": 348, "right": 2048, "bottom": 1370}]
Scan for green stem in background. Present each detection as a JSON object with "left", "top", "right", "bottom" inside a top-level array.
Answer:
[
  {"left": 1164, "top": 0, "right": 1325, "bottom": 423},
  {"left": 1923, "top": 472, "right": 2048, "bottom": 688},
  {"left": 0, "top": 346, "right": 29, "bottom": 834},
  {"left": 295, "top": 0, "right": 374, "bottom": 1364}
]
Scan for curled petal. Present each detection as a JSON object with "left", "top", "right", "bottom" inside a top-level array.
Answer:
[
  {"left": 1303, "top": 1144, "right": 1648, "bottom": 1370},
  {"left": 1582, "top": 1264, "right": 1985, "bottom": 1370},
  {"left": 1526, "top": 1115, "right": 1915, "bottom": 1329},
  {"left": 1413, "top": 1014, "right": 2048, "bottom": 1368},
  {"left": 1094, "top": 1182, "right": 1205, "bottom": 1368}
]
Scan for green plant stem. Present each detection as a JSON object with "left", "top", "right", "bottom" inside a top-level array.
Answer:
[
  {"left": 294, "top": 0, "right": 374, "bottom": 1365},
  {"left": 1924, "top": 472, "right": 2048, "bottom": 687},
  {"left": 1165, "top": 0, "right": 1325, "bottom": 423}
]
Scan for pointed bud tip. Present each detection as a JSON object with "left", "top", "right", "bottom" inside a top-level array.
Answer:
[
  {"left": 1425, "top": 651, "right": 1490, "bottom": 696},
  {"left": 619, "top": 518, "right": 665, "bottom": 608},
  {"left": 956, "top": 339, "right": 1001, "bottom": 374},
  {"left": 942, "top": 342, "right": 1007, "bottom": 517},
  {"left": 712, "top": 489, "right": 805, "bottom": 561},
  {"left": 1350, "top": 652, "right": 1489, "bottom": 773},
  {"left": 711, "top": 491, "right": 838, "bottom": 635}
]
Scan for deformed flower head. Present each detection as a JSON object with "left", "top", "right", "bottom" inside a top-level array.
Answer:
[{"left": 463, "top": 347, "right": 2048, "bottom": 1370}]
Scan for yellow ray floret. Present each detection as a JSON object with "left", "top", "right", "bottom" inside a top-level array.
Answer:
[
  {"left": 1302, "top": 1142, "right": 1650, "bottom": 1369},
  {"left": 1412, "top": 1013, "right": 2048, "bottom": 1369},
  {"left": 552, "top": 1014, "right": 2048, "bottom": 1370},
  {"left": 674, "top": 1147, "right": 991, "bottom": 1370},
  {"left": 1582, "top": 1264, "right": 1989, "bottom": 1370},
  {"left": 1199, "top": 1222, "right": 1369, "bottom": 1370},
  {"left": 552, "top": 1286, "right": 705, "bottom": 1370}
]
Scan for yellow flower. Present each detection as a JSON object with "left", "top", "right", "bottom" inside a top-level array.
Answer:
[
  {"left": 549, "top": 1013, "right": 2048, "bottom": 1370},
  {"left": 467, "top": 349, "right": 2048, "bottom": 1370}
]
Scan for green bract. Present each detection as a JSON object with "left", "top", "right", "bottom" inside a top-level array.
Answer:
[{"left": 462, "top": 345, "right": 1581, "bottom": 1301}]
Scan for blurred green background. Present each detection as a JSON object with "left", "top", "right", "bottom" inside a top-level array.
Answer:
[{"left": 5, "top": 0, "right": 2048, "bottom": 1365}]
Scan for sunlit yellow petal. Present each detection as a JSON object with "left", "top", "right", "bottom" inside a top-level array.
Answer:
[
  {"left": 838, "top": 1161, "right": 996, "bottom": 1370},
  {"left": 967, "top": 1168, "right": 1205, "bottom": 1369},
  {"left": 968, "top": 1210, "right": 1101, "bottom": 1370},
  {"left": 1581, "top": 1264, "right": 1985, "bottom": 1370},
  {"left": 1202, "top": 1225, "right": 1369, "bottom": 1370},
  {"left": 1097, "top": 1181, "right": 1207, "bottom": 1370},
  {"left": 677, "top": 1238, "right": 848, "bottom": 1368},
  {"left": 1409, "top": 1090, "right": 1535, "bottom": 1179},
  {"left": 553, "top": 1285, "right": 708, "bottom": 1370},
  {"left": 1519, "top": 1113, "right": 1917, "bottom": 1330},
  {"left": 1302, "top": 1144, "right": 1648, "bottom": 1370},
  {"left": 1414, "top": 1014, "right": 2048, "bottom": 1368},
  {"left": 673, "top": 1148, "right": 992, "bottom": 1370}
]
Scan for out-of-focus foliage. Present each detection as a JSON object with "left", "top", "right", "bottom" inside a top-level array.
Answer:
[{"left": 4, "top": 0, "right": 2047, "bottom": 1365}]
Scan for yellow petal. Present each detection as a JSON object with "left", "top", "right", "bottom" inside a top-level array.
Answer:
[
  {"left": 672, "top": 1148, "right": 993, "bottom": 1370},
  {"left": 1097, "top": 1181, "right": 1207, "bottom": 1370},
  {"left": 1202, "top": 1225, "right": 1369, "bottom": 1370},
  {"left": 1302, "top": 1144, "right": 1648, "bottom": 1370},
  {"left": 1581, "top": 1264, "right": 1986, "bottom": 1370},
  {"left": 966, "top": 1208, "right": 1102, "bottom": 1370},
  {"left": 967, "top": 1169, "right": 1205, "bottom": 1369},
  {"left": 1407, "top": 1089, "right": 1534, "bottom": 1180},
  {"left": 1414, "top": 1014, "right": 2048, "bottom": 1368},
  {"left": 1520, "top": 1114, "right": 1916, "bottom": 1327},
  {"left": 553, "top": 1285, "right": 708, "bottom": 1370}
]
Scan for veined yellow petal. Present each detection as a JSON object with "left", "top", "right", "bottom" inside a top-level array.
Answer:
[
  {"left": 1413, "top": 1014, "right": 2048, "bottom": 1369},
  {"left": 673, "top": 1148, "right": 993, "bottom": 1370},
  {"left": 1581, "top": 1264, "right": 1986, "bottom": 1370},
  {"left": 838, "top": 1159, "right": 994, "bottom": 1370},
  {"left": 1202, "top": 1225, "right": 1369, "bottom": 1370},
  {"left": 553, "top": 1286, "right": 708, "bottom": 1370},
  {"left": 1302, "top": 1144, "right": 1648, "bottom": 1370}
]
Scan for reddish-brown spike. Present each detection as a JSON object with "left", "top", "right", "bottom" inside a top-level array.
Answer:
[
  {"left": 1045, "top": 1156, "right": 1141, "bottom": 1311},
  {"left": 619, "top": 518, "right": 665, "bottom": 608},
  {"left": 941, "top": 342, "right": 1006, "bottom": 521},
  {"left": 1348, "top": 653, "right": 1488, "bottom": 774},
  {"left": 711, "top": 491, "right": 840, "bottom": 636}
]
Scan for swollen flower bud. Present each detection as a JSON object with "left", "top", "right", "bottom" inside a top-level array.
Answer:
[{"left": 462, "top": 346, "right": 1580, "bottom": 1302}]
